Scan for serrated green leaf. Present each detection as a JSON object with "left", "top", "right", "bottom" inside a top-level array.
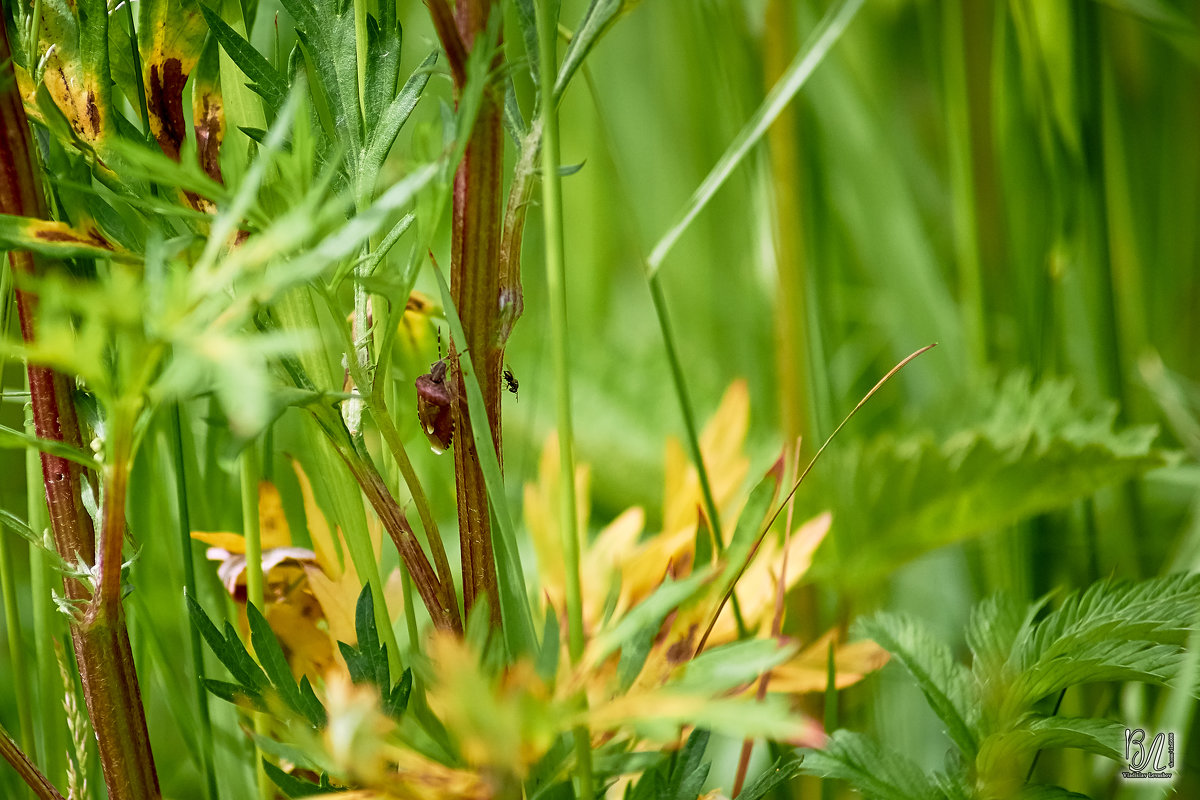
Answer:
[
  {"left": 353, "top": 583, "right": 389, "bottom": 689},
  {"left": 976, "top": 716, "right": 1124, "bottom": 798},
  {"left": 297, "top": 675, "right": 328, "bottom": 728},
  {"left": 202, "top": 678, "right": 263, "bottom": 706},
  {"left": 382, "top": 668, "right": 412, "bottom": 718},
  {"left": 363, "top": 9, "right": 401, "bottom": 135},
  {"left": 625, "top": 728, "right": 709, "bottom": 800},
  {"left": 337, "top": 640, "right": 369, "bottom": 683},
  {"left": 1000, "top": 575, "right": 1200, "bottom": 714},
  {"left": 186, "top": 591, "right": 269, "bottom": 692},
  {"left": 666, "top": 728, "right": 710, "bottom": 800},
  {"left": 247, "top": 602, "right": 307, "bottom": 713},
  {"left": 806, "top": 376, "right": 1165, "bottom": 586},
  {"left": 196, "top": 1, "right": 288, "bottom": 112},
  {"left": 857, "top": 613, "right": 978, "bottom": 758},
  {"left": 737, "top": 756, "right": 804, "bottom": 800},
  {"left": 979, "top": 715, "right": 1123, "bottom": 768},
  {"left": 799, "top": 730, "right": 937, "bottom": 800},
  {"left": 362, "top": 51, "right": 436, "bottom": 182}
]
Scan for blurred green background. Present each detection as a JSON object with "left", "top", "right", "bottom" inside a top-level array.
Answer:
[{"left": 2, "top": 0, "right": 1200, "bottom": 797}]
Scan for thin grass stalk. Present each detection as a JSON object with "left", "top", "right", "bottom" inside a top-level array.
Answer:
[
  {"left": 535, "top": 0, "right": 592, "bottom": 795},
  {"left": 1074, "top": 1, "right": 1146, "bottom": 578},
  {"left": 1, "top": 22, "right": 159, "bottom": 799},
  {"left": 696, "top": 345, "right": 937, "bottom": 655},
  {"left": 942, "top": 0, "right": 987, "bottom": 368},
  {"left": 0, "top": 505, "right": 34, "bottom": 754},
  {"left": 573, "top": 61, "right": 747, "bottom": 635},
  {"left": 0, "top": 312, "right": 35, "bottom": 754},
  {"left": 26, "top": 411, "right": 62, "bottom": 788},
  {"left": 238, "top": 446, "right": 270, "bottom": 800},
  {"left": 240, "top": 446, "right": 265, "bottom": 611},
  {"left": 169, "top": 405, "right": 219, "bottom": 800},
  {"left": 763, "top": 0, "right": 815, "bottom": 448},
  {"left": 0, "top": 723, "right": 66, "bottom": 800},
  {"left": 732, "top": 441, "right": 803, "bottom": 797},
  {"left": 536, "top": 0, "right": 583, "bottom": 675}
]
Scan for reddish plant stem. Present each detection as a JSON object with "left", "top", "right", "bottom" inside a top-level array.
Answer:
[
  {"left": 0, "top": 724, "right": 66, "bottom": 800},
  {"left": 345, "top": 450, "right": 463, "bottom": 633},
  {"left": 1, "top": 23, "right": 160, "bottom": 800},
  {"left": 430, "top": 0, "right": 507, "bottom": 626}
]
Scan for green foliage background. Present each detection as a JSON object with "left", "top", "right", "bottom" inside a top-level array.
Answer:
[{"left": 1, "top": 0, "right": 1199, "bottom": 797}]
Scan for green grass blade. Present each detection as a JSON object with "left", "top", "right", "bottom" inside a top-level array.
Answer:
[
  {"left": 645, "top": 0, "right": 865, "bottom": 277},
  {"left": 427, "top": 263, "right": 537, "bottom": 660}
]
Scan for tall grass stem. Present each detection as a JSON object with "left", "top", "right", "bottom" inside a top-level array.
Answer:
[
  {"left": 170, "top": 405, "right": 218, "bottom": 800},
  {"left": 537, "top": 0, "right": 593, "bottom": 791}
]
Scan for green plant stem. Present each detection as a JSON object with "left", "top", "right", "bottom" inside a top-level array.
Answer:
[
  {"left": 240, "top": 446, "right": 264, "bottom": 611},
  {"left": 575, "top": 62, "right": 748, "bottom": 636},
  {"left": 645, "top": 274, "right": 747, "bottom": 638},
  {"left": 0, "top": 723, "right": 66, "bottom": 800},
  {"left": 238, "top": 446, "right": 270, "bottom": 800},
  {"left": 536, "top": 0, "right": 583, "bottom": 674},
  {"left": 1, "top": 22, "right": 159, "bottom": 800},
  {"left": 169, "top": 406, "right": 218, "bottom": 800},
  {"left": 0, "top": 295, "right": 35, "bottom": 757},
  {"left": 26, "top": 409, "right": 62, "bottom": 789},
  {"left": 942, "top": 0, "right": 987, "bottom": 368},
  {"left": 536, "top": 0, "right": 593, "bottom": 794},
  {"left": 763, "top": 0, "right": 816, "bottom": 447},
  {"left": 0, "top": 499, "right": 34, "bottom": 752}
]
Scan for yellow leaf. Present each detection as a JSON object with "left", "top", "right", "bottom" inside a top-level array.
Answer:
[
  {"left": 663, "top": 380, "right": 751, "bottom": 538},
  {"left": 524, "top": 433, "right": 590, "bottom": 616},
  {"left": 291, "top": 460, "right": 344, "bottom": 578},
  {"left": 766, "top": 629, "right": 890, "bottom": 694},
  {"left": 424, "top": 633, "right": 558, "bottom": 777},
  {"left": 191, "top": 481, "right": 292, "bottom": 554}
]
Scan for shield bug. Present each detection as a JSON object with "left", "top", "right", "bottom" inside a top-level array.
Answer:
[
  {"left": 503, "top": 364, "right": 518, "bottom": 401},
  {"left": 415, "top": 333, "right": 455, "bottom": 453}
]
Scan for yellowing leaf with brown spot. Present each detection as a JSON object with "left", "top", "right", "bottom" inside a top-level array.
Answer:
[
  {"left": 0, "top": 214, "right": 126, "bottom": 261},
  {"left": 139, "top": 0, "right": 208, "bottom": 160}
]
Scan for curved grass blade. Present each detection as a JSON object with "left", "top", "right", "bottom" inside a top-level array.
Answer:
[{"left": 645, "top": 0, "right": 865, "bottom": 277}]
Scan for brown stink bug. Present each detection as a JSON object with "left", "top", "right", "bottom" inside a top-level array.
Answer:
[{"left": 415, "top": 332, "right": 455, "bottom": 453}]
